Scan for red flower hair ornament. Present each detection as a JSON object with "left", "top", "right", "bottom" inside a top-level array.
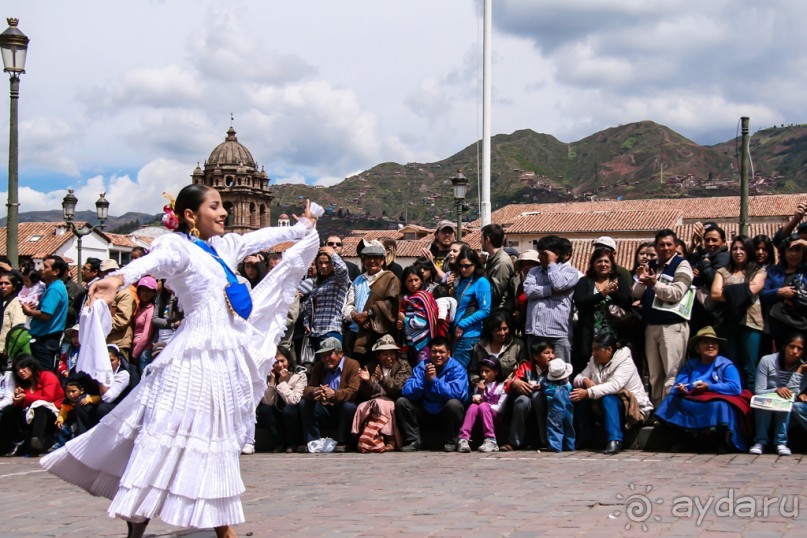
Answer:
[{"left": 162, "top": 192, "right": 179, "bottom": 231}]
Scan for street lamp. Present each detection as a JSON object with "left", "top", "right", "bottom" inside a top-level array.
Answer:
[
  {"left": 62, "top": 189, "right": 110, "bottom": 286},
  {"left": 0, "top": 17, "right": 29, "bottom": 269},
  {"left": 450, "top": 169, "right": 468, "bottom": 241}
]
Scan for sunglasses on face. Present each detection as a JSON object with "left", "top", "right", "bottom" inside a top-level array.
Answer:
[
  {"left": 459, "top": 263, "right": 475, "bottom": 269},
  {"left": 326, "top": 242, "right": 342, "bottom": 247}
]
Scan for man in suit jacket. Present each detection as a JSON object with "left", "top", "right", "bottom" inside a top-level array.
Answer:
[{"left": 300, "top": 337, "right": 361, "bottom": 451}]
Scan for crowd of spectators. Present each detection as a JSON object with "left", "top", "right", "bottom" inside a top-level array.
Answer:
[{"left": 4, "top": 201, "right": 807, "bottom": 458}]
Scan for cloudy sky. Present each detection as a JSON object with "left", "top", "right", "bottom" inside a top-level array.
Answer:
[{"left": 0, "top": 0, "right": 804, "bottom": 216}]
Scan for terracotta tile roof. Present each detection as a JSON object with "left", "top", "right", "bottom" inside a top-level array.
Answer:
[
  {"left": 506, "top": 210, "right": 682, "bottom": 234},
  {"left": 129, "top": 235, "right": 155, "bottom": 246},
  {"left": 483, "top": 194, "right": 807, "bottom": 226},
  {"left": 674, "top": 222, "right": 781, "bottom": 244},
  {"left": 346, "top": 230, "right": 405, "bottom": 241},
  {"left": 0, "top": 222, "right": 89, "bottom": 259},
  {"left": 105, "top": 232, "right": 138, "bottom": 248},
  {"left": 569, "top": 239, "right": 649, "bottom": 273}
]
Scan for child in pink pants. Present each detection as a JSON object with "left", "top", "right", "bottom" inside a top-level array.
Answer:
[{"left": 456, "top": 356, "right": 507, "bottom": 453}]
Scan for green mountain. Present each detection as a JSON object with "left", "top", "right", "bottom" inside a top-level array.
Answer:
[{"left": 272, "top": 120, "right": 774, "bottom": 227}]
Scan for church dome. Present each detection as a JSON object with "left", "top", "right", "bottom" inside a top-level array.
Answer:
[{"left": 207, "top": 127, "right": 257, "bottom": 168}]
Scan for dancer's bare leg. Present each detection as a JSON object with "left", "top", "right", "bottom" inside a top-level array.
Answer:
[
  {"left": 215, "top": 526, "right": 237, "bottom": 538},
  {"left": 126, "top": 519, "right": 149, "bottom": 538}
]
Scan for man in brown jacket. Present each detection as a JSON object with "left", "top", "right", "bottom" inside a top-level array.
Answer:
[{"left": 300, "top": 337, "right": 361, "bottom": 452}]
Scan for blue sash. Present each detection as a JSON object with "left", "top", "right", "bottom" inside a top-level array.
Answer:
[{"left": 191, "top": 238, "right": 253, "bottom": 320}]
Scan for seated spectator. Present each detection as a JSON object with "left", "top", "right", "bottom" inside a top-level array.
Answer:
[
  {"left": 50, "top": 379, "right": 99, "bottom": 452},
  {"left": 57, "top": 324, "right": 81, "bottom": 381},
  {"left": 75, "top": 344, "right": 136, "bottom": 434},
  {"left": 0, "top": 355, "right": 64, "bottom": 455},
  {"left": 344, "top": 242, "right": 400, "bottom": 365},
  {"left": 300, "top": 337, "right": 360, "bottom": 452},
  {"left": 571, "top": 333, "right": 653, "bottom": 455},
  {"left": 502, "top": 339, "right": 555, "bottom": 451},
  {"left": 710, "top": 235, "right": 766, "bottom": 388},
  {"left": 542, "top": 358, "right": 575, "bottom": 453},
  {"left": 572, "top": 247, "right": 633, "bottom": 374},
  {"left": 395, "top": 337, "right": 468, "bottom": 452},
  {"left": 760, "top": 236, "right": 807, "bottom": 345},
  {"left": 654, "top": 327, "right": 749, "bottom": 452},
  {"left": 352, "top": 335, "right": 412, "bottom": 452},
  {"left": 470, "top": 309, "right": 526, "bottom": 383},
  {"left": 750, "top": 334, "right": 807, "bottom": 456},
  {"left": 452, "top": 246, "right": 492, "bottom": 369},
  {"left": 457, "top": 356, "right": 506, "bottom": 453},
  {"left": 255, "top": 346, "right": 307, "bottom": 453},
  {"left": 397, "top": 266, "right": 439, "bottom": 365}
]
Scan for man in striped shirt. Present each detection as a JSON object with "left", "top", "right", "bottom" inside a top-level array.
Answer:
[{"left": 523, "top": 235, "right": 580, "bottom": 363}]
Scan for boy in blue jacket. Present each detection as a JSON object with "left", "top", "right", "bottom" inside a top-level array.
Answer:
[{"left": 395, "top": 337, "right": 468, "bottom": 451}]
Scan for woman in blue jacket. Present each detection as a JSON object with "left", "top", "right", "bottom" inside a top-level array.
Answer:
[{"left": 451, "top": 246, "right": 492, "bottom": 369}]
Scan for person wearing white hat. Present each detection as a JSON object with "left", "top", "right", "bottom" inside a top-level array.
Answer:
[{"left": 541, "top": 358, "right": 575, "bottom": 452}]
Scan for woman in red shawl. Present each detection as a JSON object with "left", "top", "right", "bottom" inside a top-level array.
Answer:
[{"left": 397, "top": 266, "right": 439, "bottom": 365}]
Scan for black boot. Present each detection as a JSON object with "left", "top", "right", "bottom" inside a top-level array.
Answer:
[{"left": 604, "top": 440, "right": 622, "bottom": 454}]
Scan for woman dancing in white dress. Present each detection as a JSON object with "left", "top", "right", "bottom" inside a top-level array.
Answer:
[{"left": 41, "top": 184, "right": 321, "bottom": 538}]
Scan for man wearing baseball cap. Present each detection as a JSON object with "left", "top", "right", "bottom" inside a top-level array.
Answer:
[
  {"left": 428, "top": 220, "right": 457, "bottom": 271},
  {"left": 300, "top": 337, "right": 361, "bottom": 452}
]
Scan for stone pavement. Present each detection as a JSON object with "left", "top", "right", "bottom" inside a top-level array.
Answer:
[{"left": 2, "top": 450, "right": 805, "bottom": 537}]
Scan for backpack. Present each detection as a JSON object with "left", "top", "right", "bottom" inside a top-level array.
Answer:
[{"left": 5, "top": 324, "right": 32, "bottom": 362}]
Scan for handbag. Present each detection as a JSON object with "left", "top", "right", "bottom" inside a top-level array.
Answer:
[
  {"left": 300, "top": 334, "right": 315, "bottom": 366},
  {"left": 191, "top": 238, "right": 253, "bottom": 320}
]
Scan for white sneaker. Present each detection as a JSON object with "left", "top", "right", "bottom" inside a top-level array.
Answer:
[
  {"left": 748, "top": 443, "right": 764, "bottom": 455},
  {"left": 478, "top": 438, "right": 499, "bottom": 453},
  {"left": 777, "top": 444, "right": 792, "bottom": 456},
  {"left": 241, "top": 443, "right": 255, "bottom": 455},
  {"left": 457, "top": 439, "right": 471, "bottom": 453}
]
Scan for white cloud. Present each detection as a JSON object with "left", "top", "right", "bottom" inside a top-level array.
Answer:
[{"left": 86, "top": 65, "right": 204, "bottom": 114}]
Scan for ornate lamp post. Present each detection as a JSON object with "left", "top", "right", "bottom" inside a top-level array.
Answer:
[
  {"left": 450, "top": 169, "right": 468, "bottom": 241},
  {"left": 62, "top": 190, "right": 110, "bottom": 285},
  {"left": 0, "top": 18, "right": 29, "bottom": 269}
]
